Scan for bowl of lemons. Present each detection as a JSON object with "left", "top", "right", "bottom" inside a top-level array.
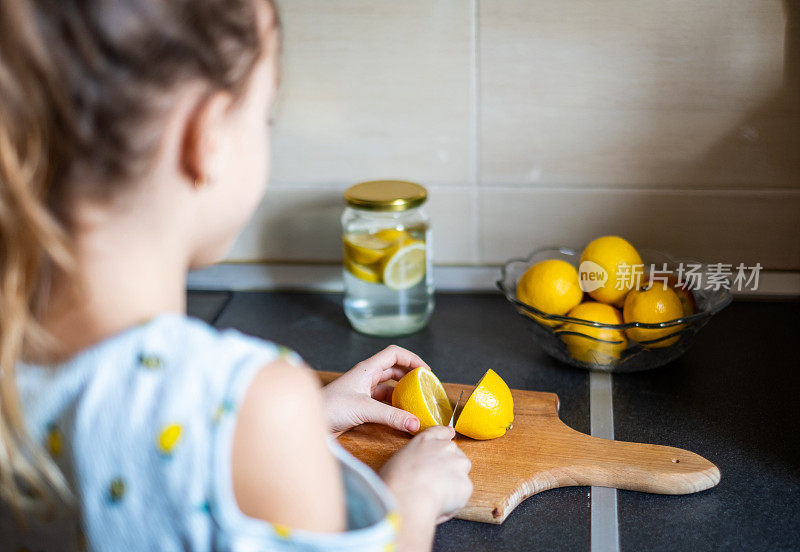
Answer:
[{"left": 498, "top": 236, "right": 733, "bottom": 373}]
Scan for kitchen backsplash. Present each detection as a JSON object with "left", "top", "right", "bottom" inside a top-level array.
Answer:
[{"left": 227, "top": 0, "right": 800, "bottom": 270}]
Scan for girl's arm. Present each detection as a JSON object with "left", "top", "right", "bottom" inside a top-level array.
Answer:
[
  {"left": 231, "top": 359, "right": 346, "bottom": 532},
  {"left": 381, "top": 426, "right": 473, "bottom": 551}
]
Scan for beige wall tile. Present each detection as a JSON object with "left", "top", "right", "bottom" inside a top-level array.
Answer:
[
  {"left": 226, "top": 187, "right": 343, "bottom": 262},
  {"left": 269, "top": 0, "right": 473, "bottom": 187},
  {"left": 226, "top": 1, "right": 799, "bottom": 270},
  {"left": 226, "top": 186, "right": 476, "bottom": 264},
  {"left": 479, "top": 0, "right": 799, "bottom": 187},
  {"left": 425, "top": 187, "right": 478, "bottom": 264},
  {"left": 478, "top": 188, "right": 800, "bottom": 269},
  {"left": 480, "top": 104, "right": 800, "bottom": 188}
]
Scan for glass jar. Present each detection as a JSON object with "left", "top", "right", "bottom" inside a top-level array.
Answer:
[{"left": 341, "top": 180, "right": 434, "bottom": 336}]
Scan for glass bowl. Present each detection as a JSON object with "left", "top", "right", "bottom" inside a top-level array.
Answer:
[{"left": 497, "top": 247, "right": 733, "bottom": 373}]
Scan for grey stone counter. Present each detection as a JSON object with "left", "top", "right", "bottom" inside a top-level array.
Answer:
[
  {"left": 612, "top": 301, "right": 800, "bottom": 552},
  {"left": 187, "top": 290, "right": 799, "bottom": 551}
]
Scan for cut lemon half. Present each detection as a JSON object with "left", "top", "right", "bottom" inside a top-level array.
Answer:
[
  {"left": 381, "top": 240, "right": 427, "bottom": 291},
  {"left": 344, "top": 259, "right": 381, "bottom": 283},
  {"left": 454, "top": 369, "right": 514, "bottom": 440},
  {"left": 343, "top": 233, "right": 393, "bottom": 265},
  {"left": 392, "top": 367, "right": 453, "bottom": 432}
]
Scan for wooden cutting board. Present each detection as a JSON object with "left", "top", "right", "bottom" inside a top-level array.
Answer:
[{"left": 318, "top": 371, "right": 720, "bottom": 524}]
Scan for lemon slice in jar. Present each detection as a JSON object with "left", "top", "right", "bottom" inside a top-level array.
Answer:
[
  {"left": 343, "top": 233, "right": 393, "bottom": 265},
  {"left": 381, "top": 240, "right": 427, "bottom": 291},
  {"left": 344, "top": 259, "right": 382, "bottom": 283},
  {"left": 373, "top": 228, "right": 411, "bottom": 243}
]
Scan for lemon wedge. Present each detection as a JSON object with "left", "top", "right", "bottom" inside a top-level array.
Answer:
[
  {"left": 381, "top": 240, "right": 427, "bottom": 291},
  {"left": 392, "top": 367, "right": 453, "bottom": 432},
  {"left": 454, "top": 369, "right": 514, "bottom": 440}
]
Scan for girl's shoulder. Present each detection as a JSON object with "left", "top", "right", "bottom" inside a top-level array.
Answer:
[
  {"left": 12, "top": 314, "right": 299, "bottom": 549},
  {"left": 17, "top": 313, "right": 295, "bottom": 442},
  {"left": 12, "top": 314, "right": 397, "bottom": 551},
  {"left": 70, "top": 312, "right": 304, "bottom": 415},
  {"left": 53, "top": 313, "right": 301, "bottom": 441},
  {"left": 134, "top": 312, "right": 302, "bottom": 375}
]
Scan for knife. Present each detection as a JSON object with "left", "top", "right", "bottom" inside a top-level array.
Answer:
[{"left": 448, "top": 390, "right": 464, "bottom": 428}]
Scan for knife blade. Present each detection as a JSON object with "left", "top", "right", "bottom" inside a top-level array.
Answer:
[{"left": 448, "top": 390, "right": 464, "bottom": 428}]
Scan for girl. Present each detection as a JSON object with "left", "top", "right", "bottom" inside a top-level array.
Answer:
[{"left": 0, "top": 1, "right": 472, "bottom": 550}]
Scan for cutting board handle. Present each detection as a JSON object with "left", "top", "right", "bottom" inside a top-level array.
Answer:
[{"left": 556, "top": 424, "right": 721, "bottom": 494}]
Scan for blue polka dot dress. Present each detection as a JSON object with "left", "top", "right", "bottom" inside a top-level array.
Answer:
[{"left": 3, "top": 314, "right": 397, "bottom": 551}]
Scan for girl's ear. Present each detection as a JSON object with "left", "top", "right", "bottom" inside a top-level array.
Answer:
[{"left": 180, "top": 91, "right": 233, "bottom": 187}]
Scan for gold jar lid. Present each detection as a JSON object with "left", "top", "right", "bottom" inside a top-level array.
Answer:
[{"left": 344, "top": 180, "right": 427, "bottom": 212}]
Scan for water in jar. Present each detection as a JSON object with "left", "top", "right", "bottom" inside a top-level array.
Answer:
[{"left": 343, "top": 225, "right": 434, "bottom": 336}]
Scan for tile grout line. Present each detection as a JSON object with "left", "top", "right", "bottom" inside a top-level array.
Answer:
[
  {"left": 590, "top": 371, "right": 620, "bottom": 552},
  {"left": 469, "top": 0, "right": 481, "bottom": 265}
]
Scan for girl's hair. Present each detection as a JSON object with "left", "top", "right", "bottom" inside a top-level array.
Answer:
[{"left": 0, "top": 0, "right": 277, "bottom": 514}]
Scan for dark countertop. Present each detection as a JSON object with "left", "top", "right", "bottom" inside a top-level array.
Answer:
[
  {"left": 614, "top": 301, "right": 800, "bottom": 552},
  {"left": 188, "top": 290, "right": 800, "bottom": 552}
]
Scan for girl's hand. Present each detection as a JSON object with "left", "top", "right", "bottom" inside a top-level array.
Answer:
[
  {"left": 381, "top": 426, "right": 473, "bottom": 550},
  {"left": 321, "top": 345, "right": 428, "bottom": 437}
]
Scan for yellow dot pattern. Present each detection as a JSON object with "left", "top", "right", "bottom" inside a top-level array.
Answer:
[
  {"left": 109, "top": 478, "right": 126, "bottom": 503},
  {"left": 138, "top": 353, "right": 163, "bottom": 370},
  {"left": 272, "top": 523, "right": 292, "bottom": 539},
  {"left": 383, "top": 511, "right": 400, "bottom": 552},
  {"left": 211, "top": 399, "right": 235, "bottom": 424},
  {"left": 386, "top": 511, "right": 400, "bottom": 531},
  {"left": 157, "top": 423, "right": 183, "bottom": 455},
  {"left": 47, "top": 424, "right": 63, "bottom": 457},
  {"left": 277, "top": 345, "right": 302, "bottom": 366}
]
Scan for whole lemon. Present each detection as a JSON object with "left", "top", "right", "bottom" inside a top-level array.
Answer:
[
  {"left": 666, "top": 274, "right": 697, "bottom": 317},
  {"left": 579, "top": 236, "right": 643, "bottom": 307},
  {"left": 623, "top": 282, "right": 685, "bottom": 348},
  {"left": 516, "top": 260, "right": 583, "bottom": 327},
  {"left": 557, "top": 301, "right": 627, "bottom": 366}
]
